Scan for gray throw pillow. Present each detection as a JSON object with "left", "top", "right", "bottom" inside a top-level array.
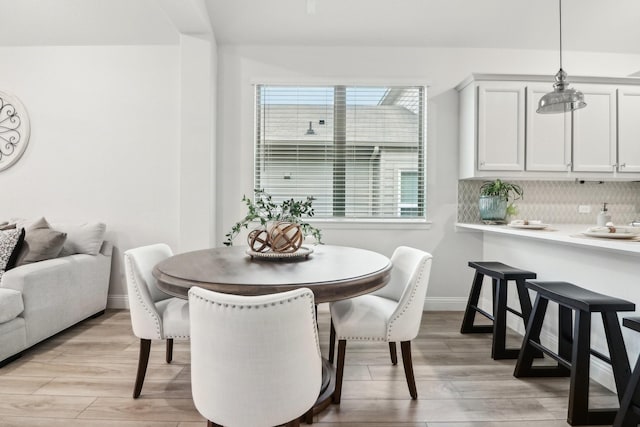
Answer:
[{"left": 15, "top": 217, "right": 67, "bottom": 266}]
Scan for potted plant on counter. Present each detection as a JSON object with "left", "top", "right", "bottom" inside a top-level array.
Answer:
[{"left": 479, "top": 179, "right": 523, "bottom": 223}]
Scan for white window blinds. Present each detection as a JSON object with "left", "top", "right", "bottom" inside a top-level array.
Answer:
[{"left": 254, "top": 85, "right": 425, "bottom": 219}]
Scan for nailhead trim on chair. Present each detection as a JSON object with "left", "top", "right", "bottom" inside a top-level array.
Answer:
[
  {"left": 125, "top": 255, "right": 163, "bottom": 339},
  {"left": 386, "top": 258, "right": 428, "bottom": 341},
  {"left": 190, "top": 292, "right": 321, "bottom": 358}
]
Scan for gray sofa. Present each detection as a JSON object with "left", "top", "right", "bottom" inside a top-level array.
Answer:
[{"left": 0, "top": 221, "right": 112, "bottom": 366}]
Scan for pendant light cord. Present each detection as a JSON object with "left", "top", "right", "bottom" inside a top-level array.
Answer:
[{"left": 559, "top": 0, "right": 563, "bottom": 70}]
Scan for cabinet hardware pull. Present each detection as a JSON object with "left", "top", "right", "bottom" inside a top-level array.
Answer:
[{"left": 621, "top": 163, "right": 626, "bottom": 168}]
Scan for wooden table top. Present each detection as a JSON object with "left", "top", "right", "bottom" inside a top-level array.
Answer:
[{"left": 152, "top": 245, "right": 392, "bottom": 303}]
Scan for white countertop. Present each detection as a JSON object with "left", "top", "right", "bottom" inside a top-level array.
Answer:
[{"left": 456, "top": 222, "right": 640, "bottom": 256}]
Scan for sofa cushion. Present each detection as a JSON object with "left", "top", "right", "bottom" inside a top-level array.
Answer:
[
  {"left": 13, "top": 218, "right": 106, "bottom": 256},
  {"left": 0, "top": 288, "right": 24, "bottom": 323},
  {"left": 16, "top": 217, "right": 67, "bottom": 266},
  {"left": 0, "top": 228, "right": 25, "bottom": 282},
  {"left": 55, "top": 222, "right": 106, "bottom": 256}
]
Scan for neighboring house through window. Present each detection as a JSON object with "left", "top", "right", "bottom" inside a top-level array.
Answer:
[{"left": 254, "top": 85, "right": 426, "bottom": 220}]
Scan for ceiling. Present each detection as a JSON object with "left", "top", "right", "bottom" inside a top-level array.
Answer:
[
  {"left": 0, "top": 0, "right": 639, "bottom": 55},
  {"left": 205, "top": 0, "right": 640, "bottom": 54}
]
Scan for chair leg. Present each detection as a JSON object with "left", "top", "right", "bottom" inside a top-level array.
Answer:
[
  {"left": 389, "top": 342, "right": 397, "bottom": 365},
  {"left": 133, "top": 338, "right": 151, "bottom": 398},
  {"left": 400, "top": 341, "right": 417, "bottom": 399},
  {"left": 166, "top": 338, "right": 173, "bottom": 364},
  {"left": 303, "top": 407, "right": 313, "bottom": 424},
  {"left": 333, "top": 340, "right": 347, "bottom": 404},
  {"left": 329, "top": 320, "right": 336, "bottom": 364}
]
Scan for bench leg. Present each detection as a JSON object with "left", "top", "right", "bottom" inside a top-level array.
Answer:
[
  {"left": 602, "top": 311, "right": 631, "bottom": 398},
  {"left": 492, "top": 278, "right": 516, "bottom": 359},
  {"left": 460, "top": 272, "right": 492, "bottom": 334},
  {"left": 558, "top": 305, "right": 573, "bottom": 364},
  {"left": 514, "top": 295, "right": 560, "bottom": 376},
  {"left": 515, "top": 279, "right": 533, "bottom": 324},
  {"left": 567, "top": 310, "right": 591, "bottom": 425},
  {"left": 614, "top": 353, "right": 640, "bottom": 427}
]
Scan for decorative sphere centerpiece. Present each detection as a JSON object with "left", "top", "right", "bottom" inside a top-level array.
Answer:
[
  {"left": 226, "top": 190, "right": 322, "bottom": 260},
  {"left": 247, "top": 228, "right": 270, "bottom": 253},
  {"left": 269, "top": 221, "right": 303, "bottom": 253}
]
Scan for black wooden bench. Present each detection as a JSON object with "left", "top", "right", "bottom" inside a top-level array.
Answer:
[
  {"left": 514, "top": 280, "right": 635, "bottom": 426},
  {"left": 461, "top": 261, "right": 536, "bottom": 359}
]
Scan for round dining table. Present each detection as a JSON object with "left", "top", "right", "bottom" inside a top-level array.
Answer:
[
  {"left": 152, "top": 244, "right": 392, "bottom": 303},
  {"left": 152, "top": 244, "right": 392, "bottom": 420}
]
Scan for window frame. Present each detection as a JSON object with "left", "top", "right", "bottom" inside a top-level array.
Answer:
[{"left": 251, "top": 81, "right": 431, "bottom": 227}]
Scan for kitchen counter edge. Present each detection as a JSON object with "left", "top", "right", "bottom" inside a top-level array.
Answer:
[{"left": 455, "top": 222, "right": 640, "bottom": 256}]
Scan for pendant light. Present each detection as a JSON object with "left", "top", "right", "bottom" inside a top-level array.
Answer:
[{"left": 537, "top": 0, "right": 586, "bottom": 114}]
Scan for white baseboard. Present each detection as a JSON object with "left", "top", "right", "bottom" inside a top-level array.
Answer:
[
  {"left": 424, "top": 297, "right": 467, "bottom": 311},
  {"left": 107, "top": 294, "right": 129, "bottom": 309}
]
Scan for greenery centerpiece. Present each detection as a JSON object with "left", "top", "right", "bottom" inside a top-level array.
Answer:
[
  {"left": 478, "top": 179, "right": 523, "bottom": 223},
  {"left": 224, "top": 189, "right": 323, "bottom": 249}
]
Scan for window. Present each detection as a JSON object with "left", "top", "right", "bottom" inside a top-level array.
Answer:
[
  {"left": 254, "top": 85, "right": 425, "bottom": 219},
  {"left": 399, "top": 170, "right": 419, "bottom": 217}
]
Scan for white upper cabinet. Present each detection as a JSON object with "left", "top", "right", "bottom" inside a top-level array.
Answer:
[
  {"left": 526, "top": 85, "right": 571, "bottom": 172},
  {"left": 572, "top": 85, "right": 617, "bottom": 172},
  {"left": 477, "top": 83, "right": 525, "bottom": 171},
  {"left": 457, "top": 74, "right": 640, "bottom": 180},
  {"left": 618, "top": 87, "right": 640, "bottom": 172}
]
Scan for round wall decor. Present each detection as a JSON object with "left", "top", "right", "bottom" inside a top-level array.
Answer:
[{"left": 0, "top": 91, "right": 30, "bottom": 172}]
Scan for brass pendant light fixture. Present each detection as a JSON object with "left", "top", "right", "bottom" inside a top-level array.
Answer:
[{"left": 537, "top": 0, "right": 586, "bottom": 114}]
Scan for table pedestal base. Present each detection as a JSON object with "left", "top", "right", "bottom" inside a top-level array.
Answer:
[{"left": 303, "top": 359, "right": 335, "bottom": 424}]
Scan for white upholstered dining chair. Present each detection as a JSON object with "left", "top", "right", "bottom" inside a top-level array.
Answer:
[
  {"left": 124, "top": 243, "right": 190, "bottom": 398},
  {"left": 329, "top": 246, "right": 433, "bottom": 402},
  {"left": 188, "top": 286, "right": 322, "bottom": 427}
]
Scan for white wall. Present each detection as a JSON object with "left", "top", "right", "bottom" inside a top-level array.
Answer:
[
  {"left": 179, "top": 33, "right": 217, "bottom": 251},
  {"left": 2, "top": 42, "right": 638, "bottom": 308},
  {"left": 216, "top": 45, "right": 640, "bottom": 309},
  {"left": 0, "top": 45, "right": 181, "bottom": 303}
]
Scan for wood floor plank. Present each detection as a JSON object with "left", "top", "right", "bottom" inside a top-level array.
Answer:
[
  {"left": 425, "top": 422, "right": 570, "bottom": 427},
  {"left": 77, "top": 397, "right": 204, "bottom": 422},
  {"left": 0, "top": 417, "right": 179, "bottom": 427},
  {"left": 338, "top": 379, "right": 460, "bottom": 400},
  {"left": 316, "top": 398, "right": 558, "bottom": 423},
  {"left": 0, "top": 376, "right": 54, "bottom": 395},
  {"left": 4, "top": 360, "right": 185, "bottom": 380},
  {"left": 0, "top": 395, "right": 96, "bottom": 418},
  {"left": 33, "top": 377, "right": 194, "bottom": 398}
]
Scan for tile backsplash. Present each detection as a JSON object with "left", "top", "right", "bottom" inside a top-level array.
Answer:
[{"left": 458, "top": 180, "right": 640, "bottom": 224}]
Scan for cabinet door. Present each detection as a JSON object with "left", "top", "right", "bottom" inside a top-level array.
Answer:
[
  {"left": 618, "top": 87, "right": 640, "bottom": 173},
  {"left": 526, "top": 85, "right": 572, "bottom": 171},
  {"left": 477, "top": 83, "right": 525, "bottom": 171},
  {"left": 572, "top": 85, "right": 617, "bottom": 172}
]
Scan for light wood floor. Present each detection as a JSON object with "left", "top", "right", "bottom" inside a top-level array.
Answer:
[{"left": 0, "top": 307, "right": 619, "bottom": 426}]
